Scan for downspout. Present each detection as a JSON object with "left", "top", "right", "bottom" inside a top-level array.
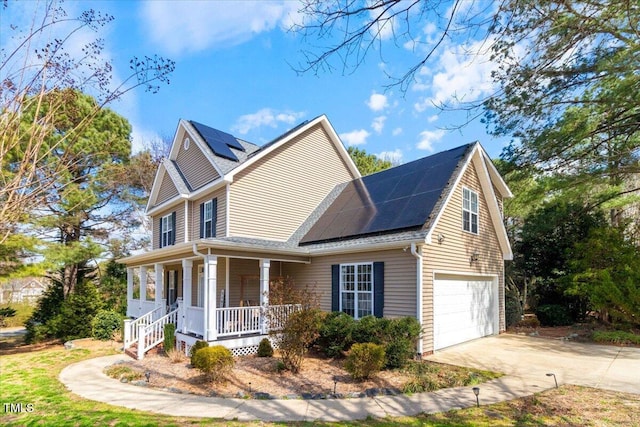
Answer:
[
  {"left": 193, "top": 244, "right": 208, "bottom": 340},
  {"left": 410, "top": 242, "right": 424, "bottom": 356}
]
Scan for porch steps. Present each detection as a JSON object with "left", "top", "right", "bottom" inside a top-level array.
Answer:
[{"left": 124, "top": 308, "right": 179, "bottom": 360}]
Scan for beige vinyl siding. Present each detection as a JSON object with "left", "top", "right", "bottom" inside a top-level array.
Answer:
[
  {"left": 191, "top": 187, "right": 227, "bottom": 240},
  {"left": 156, "top": 173, "right": 179, "bottom": 206},
  {"left": 175, "top": 135, "right": 220, "bottom": 190},
  {"left": 229, "top": 125, "right": 356, "bottom": 240},
  {"left": 283, "top": 249, "right": 416, "bottom": 318},
  {"left": 421, "top": 161, "right": 505, "bottom": 354},
  {"left": 151, "top": 206, "right": 185, "bottom": 250}
]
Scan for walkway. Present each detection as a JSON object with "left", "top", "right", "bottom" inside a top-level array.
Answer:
[
  {"left": 59, "top": 335, "right": 639, "bottom": 421},
  {"left": 59, "top": 354, "right": 541, "bottom": 422}
]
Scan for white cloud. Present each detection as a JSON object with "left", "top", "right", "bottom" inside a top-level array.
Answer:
[
  {"left": 392, "top": 127, "right": 403, "bottom": 136},
  {"left": 412, "top": 37, "right": 499, "bottom": 112},
  {"left": 416, "top": 129, "right": 445, "bottom": 152},
  {"left": 366, "top": 92, "right": 389, "bottom": 112},
  {"left": 427, "top": 114, "right": 439, "bottom": 123},
  {"left": 372, "top": 116, "right": 386, "bottom": 134},
  {"left": 340, "top": 129, "right": 370, "bottom": 146},
  {"left": 232, "top": 108, "right": 305, "bottom": 135},
  {"left": 140, "top": 1, "right": 298, "bottom": 55},
  {"left": 378, "top": 149, "right": 403, "bottom": 165}
]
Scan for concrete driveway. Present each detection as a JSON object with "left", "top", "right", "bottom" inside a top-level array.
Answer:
[{"left": 425, "top": 334, "right": 640, "bottom": 394}]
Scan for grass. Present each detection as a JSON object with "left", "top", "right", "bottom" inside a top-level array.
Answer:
[
  {"left": 0, "top": 302, "right": 34, "bottom": 327},
  {"left": 1, "top": 339, "right": 638, "bottom": 426},
  {"left": 401, "top": 361, "right": 502, "bottom": 394},
  {"left": 592, "top": 330, "right": 640, "bottom": 345}
]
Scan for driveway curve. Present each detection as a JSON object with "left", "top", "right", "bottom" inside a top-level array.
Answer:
[{"left": 425, "top": 334, "right": 640, "bottom": 394}]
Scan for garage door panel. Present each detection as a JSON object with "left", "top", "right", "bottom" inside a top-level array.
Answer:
[{"left": 433, "top": 276, "right": 498, "bottom": 350}]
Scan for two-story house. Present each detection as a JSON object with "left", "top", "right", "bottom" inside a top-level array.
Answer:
[{"left": 120, "top": 115, "right": 512, "bottom": 359}]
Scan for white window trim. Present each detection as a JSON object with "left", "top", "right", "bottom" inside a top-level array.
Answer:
[
  {"left": 339, "top": 262, "right": 374, "bottom": 319},
  {"left": 161, "top": 213, "right": 173, "bottom": 247},
  {"left": 203, "top": 199, "right": 214, "bottom": 238},
  {"left": 462, "top": 187, "right": 479, "bottom": 235}
]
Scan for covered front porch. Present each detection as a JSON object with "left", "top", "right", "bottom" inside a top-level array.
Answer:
[{"left": 122, "top": 243, "right": 310, "bottom": 358}]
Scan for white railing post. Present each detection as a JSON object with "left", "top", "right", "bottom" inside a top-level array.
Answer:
[
  {"left": 137, "top": 324, "right": 146, "bottom": 360},
  {"left": 155, "top": 263, "right": 164, "bottom": 313},
  {"left": 123, "top": 319, "right": 131, "bottom": 348}
]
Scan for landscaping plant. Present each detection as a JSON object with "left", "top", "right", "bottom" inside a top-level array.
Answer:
[
  {"left": 189, "top": 340, "right": 209, "bottom": 366},
  {"left": 92, "top": 310, "right": 123, "bottom": 341},
  {"left": 344, "top": 342, "right": 385, "bottom": 380},
  {"left": 257, "top": 337, "right": 273, "bottom": 357},
  {"left": 163, "top": 323, "right": 176, "bottom": 353},
  {"left": 191, "top": 345, "right": 234, "bottom": 382}
]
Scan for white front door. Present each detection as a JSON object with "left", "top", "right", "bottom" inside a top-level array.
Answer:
[{"left": 433, "top": 274, "right": 498, "bottom": 350}]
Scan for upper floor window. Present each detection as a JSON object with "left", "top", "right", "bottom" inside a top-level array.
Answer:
[
  {"left": 200, "top": 198, "right": 218, "bottom": 238},
  {"left": 160, "top": 212, "right": 175, "bottom": 247},
  {"left": 462, "top": 187, "right": 479, "bottom": 234}
]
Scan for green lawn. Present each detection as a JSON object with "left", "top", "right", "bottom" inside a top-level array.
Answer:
[{"left": 1, "top": 340, "right": 638, "bottom": 426}]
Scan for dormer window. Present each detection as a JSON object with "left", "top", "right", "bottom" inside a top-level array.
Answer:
[
  {"left": 200, "top": 198, "right": 218, "bottom": 238},
  {"left": 462, "top": 187, "right": 479, "bottom": 234}
]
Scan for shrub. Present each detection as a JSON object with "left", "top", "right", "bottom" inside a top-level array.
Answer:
[
  {"left": 381, "top": 317, "right": 421, "bottom": 369},
  {"left": 536, "top": 304, "right": 573, "bottom": 326},
  {"left": 257, "top": 338, "right": 273, "bottom": 357},
  {"left": 517, "top": 316, "right": 541, "bottom": 328},
  {"left": 344, "top": 342, "right": 385, "bottom": 380},
  {"left": 164, "top": 323, "right": 176, "bottom": 353},
  {"left": 166, "top": 347, "right": 187, "bottom": 363},
  {"left": 189, "top": 340, "right": 209, "bottom": 366},
  {"left": 92, "top": 310, "right": 123, "bottom": 341},
  {"left": 352, "top": 315, "right": 387, "bottom": 344},
  {"left": 273, "top": 308, "right": 323, "bottom": 373},
  {"left": 505, "top": 295, "right": 523, "bottom": 328},
  {"left": 192, "top": 345, "right": 234, "bottom": 382},
  {"left": 316, "top": 311, "right": 355, "bottom": 357}
]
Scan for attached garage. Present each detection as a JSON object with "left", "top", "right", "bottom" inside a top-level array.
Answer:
[{"left": 433, "top": 273, "right": 499, "bottom": 350}]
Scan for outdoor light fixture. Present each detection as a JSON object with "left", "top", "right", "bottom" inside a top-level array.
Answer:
[
  {"left": 546, "top": 373, "right": 558, "bottom": 388},
  {"left": 470, "top": 251, "right": 479, "bottom": 264},
  {"left": 144, "top": 371, "right": 151, "bottom": 382},
  {"left": 437, "top": 233, "right": 445, "bottom": 244},
  {"left": 472, "top": 387, "right": 480, "bottom": 407},
  {"left": 334, "top": 380, "right": 338, "bottom": 394},
  {"left": 248, "top": 382, "right": 252, "bottom": 393}
]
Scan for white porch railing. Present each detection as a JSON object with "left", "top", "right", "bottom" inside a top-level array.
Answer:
[
  {"left": 184, "top": 306, "right": 204, "bottom": 337},
  {"left": 126, "top": 298, "right": 166, "bottom": 319},
  {"left": 123, "top": 305, "right": 165, "bottom": 349},
  {"left": 174, "top": 303, "right": 302, "bottom": 341},
  {"left": 216, "top": 306, "right": 262, "bottom": 337},
  {"left": 267, "top": 304, "right": 302, "bottom": 330},
  {"left": 137, "top": 308, "right": 179, "bottom": 360}
]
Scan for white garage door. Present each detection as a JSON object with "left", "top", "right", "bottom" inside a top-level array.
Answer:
[{"left": 433, "top": 274, "right": 498, "bottom": 350}]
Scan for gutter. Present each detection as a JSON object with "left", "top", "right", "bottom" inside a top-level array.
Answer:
[{"left": 410, "top": 242, "right": 424, "bottom": 355}]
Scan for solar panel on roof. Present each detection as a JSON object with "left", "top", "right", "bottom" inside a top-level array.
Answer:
[
  {"left": 190, "top": 121, "right": 244, "bottom": 161},
  {"left": 299, "top": 143, "right": 473, "bottom": 244}
]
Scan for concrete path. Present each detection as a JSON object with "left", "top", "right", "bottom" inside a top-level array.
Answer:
[
  {"left": 59, "top": 335, "right": 639, "bottom": 421},
  {"left": 59, "top": 354, "right": 542, "bottom": 422},
  {"left": 0, "top": 326, "right": 27, "bottom": 338},
  {"left": 425, "top": 335, "right": 640, "bottom": 394}
]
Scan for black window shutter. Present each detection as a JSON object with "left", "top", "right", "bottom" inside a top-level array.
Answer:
[
  {"left": 199, "top": 203, "right": 204, "bottom": 238},
  {"left": 158, "top": 216, "right": 163, "bottom": 248},
  {"left": 212, "top": 198, "right": 218, "bottom": 237},
  {"left": 171, "top": 211, "right": 176, "bottom": 245},
  {"left": 331, "top": 264, "right": 340, "bottom": 312},
  {"left": 373, "top": 262, "right": 384, "bottom": 318}
]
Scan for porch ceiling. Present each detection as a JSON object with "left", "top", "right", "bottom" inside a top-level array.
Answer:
[{"left": 118, "top": 241, "right": 311, "bottom": 267}]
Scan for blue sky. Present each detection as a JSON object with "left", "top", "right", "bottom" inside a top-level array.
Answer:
[{"left": 2, "top": 0, "right": 508, "bottom": 163}]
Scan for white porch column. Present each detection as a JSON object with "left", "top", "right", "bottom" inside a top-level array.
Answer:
[
  {"left": 140, "top": 266, "right": 148, "bottom": 303},
  {"left": 182, "top": 260, "right": 193, "bottom": 334},
  {"left": 259, "top": 259, "right": 270, "bottom": 334},
  {"left": 204, "top": 255, "right": 218, "bottom": 341},
  {"left": 126, "top": 267, "right": 134, "bottom": 317},
  {"left": 155, "top": 263, "right": 164, "bottom": 314}
]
